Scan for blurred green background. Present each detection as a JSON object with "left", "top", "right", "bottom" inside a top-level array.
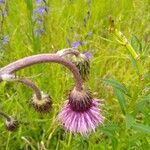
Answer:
[{"left": 0, "top": 0, "right": 149, "bottom": 149}]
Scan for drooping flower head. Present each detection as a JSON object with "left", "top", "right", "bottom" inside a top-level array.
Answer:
[
  {"left": 31, "top": 92, "right": 52, "bottom": 113},
  {"left": 58, "top": 86, "right": 104, "bottom": 135},
  {"left": 72, "top": 53, "right": 90, "bottom": 81},
  {"left": 5, "top": 117, "right": 19, "bottom": 131},
  {"left": 56, "top": 48, "right": 91, "bottom": 81}
]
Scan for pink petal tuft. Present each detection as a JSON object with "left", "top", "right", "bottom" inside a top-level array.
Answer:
[{"left": 58, "top": 99, "right": 104, "bottom": 135}]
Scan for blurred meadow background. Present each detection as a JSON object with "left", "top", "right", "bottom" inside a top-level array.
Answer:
[{"left": 0, "top": 0, "right": 150, "bottom": 149}]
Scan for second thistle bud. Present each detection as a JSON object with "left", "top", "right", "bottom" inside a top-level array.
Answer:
[
  {"left": 57, "top": 49, "right": 90, "bottom": 81},
  {"left": 5, "top": 117, "right": 19, "bottom": 131},
  {"left": 73, "top": 53, "right": 90, "bottom": 81},
  {"left": 31, "top": 92, "right": 52, "bottom": 113}
]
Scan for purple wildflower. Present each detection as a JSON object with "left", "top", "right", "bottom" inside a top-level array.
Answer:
[
  {"left": 72, "top": 41, "right": 87, "bottom": 48},
  {"left": 87, "top": 0, "right": 91, "bottom": 5},
  {"left": 36, "top": 0, "right": 43, "bottom": 4},
  {"left": 36, "top": 18, "right": 43, "bottom": 24},
  {"left": 2, "top": 10, "right": 7, "bottom": 17},
  {"left": 83, "top": 51, "right": 93, "bottom": 60},
  {"left": 1, "top": 35, "right": 9, "bottom": 45},
  {"left": 32, "top": 0, "right": 48, "bottom": 37},
  {"left": 34, "top": 6, "right": 47, "bottom": 15},
  {"left": 72, "top": 41, "right": 81, "bottom": 48},
  {"left": 58, "top": 88, "right": 104, "bottom": 135},
  {"left": 0, "top": 0, "right": 5, "bottom": 4},
  {"left": 34, "top": 28, "right": 44, "bottom": 36}
]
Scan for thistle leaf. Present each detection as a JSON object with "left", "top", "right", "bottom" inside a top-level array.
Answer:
[
  {"left": 133, "top": 123, "right": 150, "bottom": 134},
  {"left": 131, "top": 35, "right": 142, "bottom": 54}
]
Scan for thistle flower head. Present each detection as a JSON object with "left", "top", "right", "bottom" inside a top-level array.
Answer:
[
  {"left": 58, "top": 87, "right": 104, "bottom": 135},
  {"left": 5, "top": 117, "right": 19, "bottom": 131},
  {"left": 31, "top": 92, "right": 52, "bottom": 113},
  {"left": 69, "top": 86, "right": 92, "bottom": 112}
]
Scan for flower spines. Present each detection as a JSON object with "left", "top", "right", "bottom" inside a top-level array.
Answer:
[
  {"left": 31, "top": 92, "right": 52, "bottom": 113},
  {"left": 69, "top": 87, "right": 92, "bottom": 112},
  {"left": 73, "top": 54, "right": 90, "bottom": 81},
  {"left": 58, "top": 87, "right": 104, "bottom": 135},
  {"left": 76, "top": 58, "right": 90, "bottom": 81},
  {"left": 5, "top": 117, "right": 19, "bottom": 131},
  {"left": 56, "top": 49, "right": 90, "bottom": 81}
]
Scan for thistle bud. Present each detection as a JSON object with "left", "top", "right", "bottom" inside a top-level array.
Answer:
[
  {"left": 5, "top": 117, "right": 19, "bottom": 131},
  {"left": 56, "top": 48, "right": 90, "bottom": 81},
  {"left": 73, "top": 53, "right": 90, "bottom": 81},
  {"left": 31, "top": 92, "right": 52, "bottom": 113}
]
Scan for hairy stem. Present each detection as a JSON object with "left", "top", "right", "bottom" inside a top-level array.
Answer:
[
  {"left": 57, "top": 48, "right": 80, "bottom": 57},
  {"left": 18, "top": 78, "right": 42, "bottom": 100},
  {"left": 0, "top": 111, "right": 11, "bottom": 121},
  {"left": 0, "top": 53, "right": 83, "bottom": 91}
]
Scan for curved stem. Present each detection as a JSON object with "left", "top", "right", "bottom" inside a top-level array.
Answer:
[
  {"left": 18, "top": 78, "right": 42, "bottom": 100},
  {"left": 0, "top": 53, "right": 83, "bottom": 91},
  {"left": 57, "top": 48, "right": 80, "bottom": 57},
  {"left": 0, "top": 111, "right": 11, "bottom": 121}
]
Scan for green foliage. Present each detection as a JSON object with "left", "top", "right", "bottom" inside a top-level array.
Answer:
[
  {"left": 131, "top": 35, "right": 142, "bottom": 54},
  {"left": 0, "top": 0, "right": 149, "bottom": 149},
  {"left": 102, "top": 78, "right": 128, "bottom": 114}
]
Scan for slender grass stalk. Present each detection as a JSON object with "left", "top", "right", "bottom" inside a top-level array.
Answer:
[
  {"left": 114, "top": 29, "right": 143, "bottom": 78},
  {"left": 67, "top": 132, "right": 72, "bottom": 148},
  {"left": 0, "top": 111, "right": 11, "bottom": 121},
  {"left": 109, "top": 18, "right": 143, "bottom": 78},
  {"left": 114, "top": 29, "right": 139, "bottom": 59}
]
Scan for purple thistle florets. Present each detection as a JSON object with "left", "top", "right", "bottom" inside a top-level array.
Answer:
[
  {"left": 34, "top": 28, "right": 45, "bottom": 36},
  {"left": 83, "top": 51, "right": 93, "bottom": 60},
  {"left": 2, "top": 10, "right": 7, "bottom": 17},
  {"left": 32, "top": 0, "right": 48, "bottom": 37},
  {"left": 58, "top": 88, "right": 104, "bottom": 135},
  {"left": 72, "top": 41, "right": 81, "bottom": 48},
  {"left": 0, "top": 0, "right": 5, "bottom": 4},
  {"left": 34, "top": 6, "right": 48, "bottom": 15},
  {"left": 1, "top": 35, "right": 9, "bottom": 45},
  {"left": 36, "top": 0, "right": 43, "bottom": 4}
]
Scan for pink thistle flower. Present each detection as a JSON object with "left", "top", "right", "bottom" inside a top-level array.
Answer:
[{"left": 58, "top": 88, "right": 104, "bottom": 135}]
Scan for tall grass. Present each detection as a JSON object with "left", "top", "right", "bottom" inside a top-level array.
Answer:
[{"left": 0, "top": 0, "right": 149, "bottom": 149}]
